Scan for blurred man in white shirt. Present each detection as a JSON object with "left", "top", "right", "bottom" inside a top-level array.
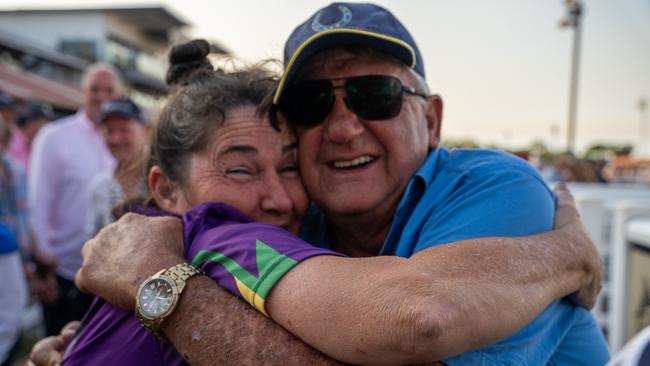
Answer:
[{"left": 28, "top": 63, "right": 122, "bottom": 335}]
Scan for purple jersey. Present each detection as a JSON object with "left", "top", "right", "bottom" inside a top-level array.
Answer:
[{"left": 63, "top": 202, "right": 340, "bottom": 365}]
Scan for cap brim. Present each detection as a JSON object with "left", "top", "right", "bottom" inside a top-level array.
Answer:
[
  {"left": 273, "top": 28, "right": 416, "bottom": 105},
  {"left": 99, "top": 111, "right": 132, "bottom": 123}
]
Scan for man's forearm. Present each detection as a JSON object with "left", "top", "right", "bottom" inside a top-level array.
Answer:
[{"left": 162, "top": 276, "right": 344, "bottom": 366}]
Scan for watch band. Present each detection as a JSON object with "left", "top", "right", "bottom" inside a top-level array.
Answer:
[
  {"left": 164, "top": 262, "right": 203, "bottom": 293},
  {"left": 136, "top": 263, "right": 204, "bottom": 341},
  {"left": 136, "top": 305, "right": 167, "bottom": 340}
]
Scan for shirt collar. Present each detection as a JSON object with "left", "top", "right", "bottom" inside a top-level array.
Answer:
[
  {"left": 78, "top": 110, "right": 100, "bottom": 133},
  {"left": 413, "top": 147, "right": 448, "bottom": 187}
]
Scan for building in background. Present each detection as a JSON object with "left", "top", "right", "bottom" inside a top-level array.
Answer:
[
  {"left": 0, "top": 6, "right": 229, "bottom": 112},
  {"left": 0, "top": 28, "right": 85, "bottom": 115}
]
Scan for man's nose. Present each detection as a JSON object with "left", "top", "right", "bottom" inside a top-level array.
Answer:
[{"left": 322, "top": 92, "right": 365, "bottom": 144}]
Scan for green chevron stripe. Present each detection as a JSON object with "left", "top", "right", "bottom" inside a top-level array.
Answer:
[
  {"left": 192, "top": 239, "right": 299, "bottom": 300},
  {"left": 192, "top": 250, "right": 258, "bottom": 290},
  {"left": 253, "top": 240, "right": 298, "bottom": 297}
]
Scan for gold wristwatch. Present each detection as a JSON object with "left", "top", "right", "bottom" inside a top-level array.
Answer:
[{"left": 135, "top": 263, "right": 203, "bottom": 340}]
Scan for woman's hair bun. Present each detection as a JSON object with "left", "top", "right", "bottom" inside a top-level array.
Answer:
[{"left": 166, "top": 39, "right": 213, "bottom": 86}]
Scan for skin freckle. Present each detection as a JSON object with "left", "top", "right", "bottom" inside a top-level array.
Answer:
[{"left": 355, "top": 347, "right": 368, "bottom": 356}]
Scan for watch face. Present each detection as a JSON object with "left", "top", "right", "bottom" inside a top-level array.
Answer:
[{"left": 138, "top": 277, "right": 178, "bottom": 318}]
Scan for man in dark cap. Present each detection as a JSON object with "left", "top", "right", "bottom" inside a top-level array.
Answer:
[
  {"left": 72, "top": 3, "right": 607, "bottom": 365},
  {"left": 86, "top": 97, "right": 148, "bottom": 237}
]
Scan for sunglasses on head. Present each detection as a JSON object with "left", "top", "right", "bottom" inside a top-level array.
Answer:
[{"left": 278, "top": 75, "right": 428, "bottom": 127}]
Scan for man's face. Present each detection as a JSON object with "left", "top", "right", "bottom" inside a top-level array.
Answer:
[
  {"left": 293, "top": 51, "right": 442, "bottom": 218},
  {"left": 100, "top": 115, "right": 147, "bottom": 163},
  {"left": 84, "top": 71, "right": 121, "bottom": 122}
]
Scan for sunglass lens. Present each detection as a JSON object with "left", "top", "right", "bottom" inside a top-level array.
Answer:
[
  {"left": 345, "top": 76, "right": 403, "bottom": 120},
  {"left": 282, "top": 80, "right": 333, "bottom": 127}
]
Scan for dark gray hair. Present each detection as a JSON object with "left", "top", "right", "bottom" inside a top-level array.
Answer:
[{"left": 149, "top": 40, "right": 278, "bottom": 185}]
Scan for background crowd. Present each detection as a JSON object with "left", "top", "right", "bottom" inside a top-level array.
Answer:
[{"left": 0, "top": 64, "right": 151, "bottom": 365}]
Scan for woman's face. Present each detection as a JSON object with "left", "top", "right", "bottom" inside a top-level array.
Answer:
[{"left": 167, "top": 106, "right": 308, "bottom": 234}]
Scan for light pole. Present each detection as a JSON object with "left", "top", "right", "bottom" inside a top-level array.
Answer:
[
  {"left": 639, "top": 97, "right": 648, "bottom": 157},
  {"left": 560, "top": 0, "right": 584, "bottom": 155}
]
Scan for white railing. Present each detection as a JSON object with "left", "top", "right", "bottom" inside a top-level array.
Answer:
[
  {"left": 619, "top": 219, "right": 650, "bottom": 351},
  {"left": 569, "top": 183, "right": 650, "bottom": 353}
]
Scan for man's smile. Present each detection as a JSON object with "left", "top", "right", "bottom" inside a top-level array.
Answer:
[{"left": 330, "top": 155, "right": 376, "bottom": 169}]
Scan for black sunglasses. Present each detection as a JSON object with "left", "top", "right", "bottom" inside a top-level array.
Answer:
[{"left": 278, "top": 75, "right": 428, "bottom": 127}]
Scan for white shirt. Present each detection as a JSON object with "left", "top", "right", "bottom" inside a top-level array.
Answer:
[
  {"left": 28, "top": 111, "right": 115, "bottom": 280},
  {"left": 85, "top": 172, "right": 124, "bottom": 239}
]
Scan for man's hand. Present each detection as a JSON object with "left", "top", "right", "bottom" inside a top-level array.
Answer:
[
  {"left": 75, "top": 213, "right": 185, "bottom": 310},
  {"left": 27, "top": 270, "right": 59, "bottom": 304},
  {"left": 28, "top": 321, "right": 80, "bottom": 366},
  {"left": 25, "top": 247, "right": 59, "bottom": 304},
  {"left": 553, "top": 183, "right": 603, "bottom": 309}
]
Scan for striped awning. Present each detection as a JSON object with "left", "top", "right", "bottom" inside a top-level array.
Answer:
[{"left": 0, "top": 66, "right": 82, "bottom": 111}]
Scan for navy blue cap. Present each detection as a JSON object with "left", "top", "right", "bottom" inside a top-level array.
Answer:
[
  {"left": 273, "top": 2, "right": 425, "bottom": 104},
  {"left": 99, "top": 97, "right": 145, "bottom": 124},
  {"left": 16, "top": 102, "right": 53, "bottom": 127},
  {"left": 0, "top": 91, "right": 14, "bottom": 109}
]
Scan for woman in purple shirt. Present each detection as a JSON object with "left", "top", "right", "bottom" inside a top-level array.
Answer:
[{"left": 63, "top": 40, "right": 340, "bottom": 366}]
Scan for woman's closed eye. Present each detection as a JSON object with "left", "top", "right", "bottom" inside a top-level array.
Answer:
[
  {"left": 226, "top": 166, "right": 255, "bottom": 177},
  {"left": 279, "top": 163, "right": 299, "bottom": 176}
]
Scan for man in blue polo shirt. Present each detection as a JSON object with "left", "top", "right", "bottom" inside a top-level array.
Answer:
[
  {"left": 279, "top": 4, "right": 608, "bottom": 364},
  {"left": 68, "top": 3, "right": 608, "bottom": 365}
]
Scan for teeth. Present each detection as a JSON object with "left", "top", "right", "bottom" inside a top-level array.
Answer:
[{"left": 333, "top": 156, "right": 374, "bottom": 168}]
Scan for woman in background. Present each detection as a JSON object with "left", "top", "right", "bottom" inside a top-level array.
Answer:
[{"left": 0, "top": 113, "right": 29, "bottom": 366}]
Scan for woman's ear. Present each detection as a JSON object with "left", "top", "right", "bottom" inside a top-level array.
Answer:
[{"left": 149, "top": 166, "right": 179, "bottom": 212}]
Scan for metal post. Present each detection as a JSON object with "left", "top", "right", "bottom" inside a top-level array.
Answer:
[
  {"left": 639, "top": 97, "right": 648, "bottom": 157},
  {"left": 561, "top": 0, "right": 584, "bottom": 155}
]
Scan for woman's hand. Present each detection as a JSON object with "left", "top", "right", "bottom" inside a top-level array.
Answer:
[{"left": 27, "top": 321, "right": 80, "bottom": 366}]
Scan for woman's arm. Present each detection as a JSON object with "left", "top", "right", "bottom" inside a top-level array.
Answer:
[
  {"left": 265, "top": 184, "right": 601, "bottom": 365},
  {"left": 268, "top": 226, "right": 595, "bottom": 364}
]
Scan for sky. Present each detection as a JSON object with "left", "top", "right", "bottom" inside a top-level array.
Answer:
[{"left": 2, "top": 0, "right": 650, "bottom": 154}]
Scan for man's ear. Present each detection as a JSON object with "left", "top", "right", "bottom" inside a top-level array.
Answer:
[
  {"left": 425, "top": 94, "right": 444, "bottom": 149},
  {"left": 149, "top": 166, "right": 178, "bottom": 212}
]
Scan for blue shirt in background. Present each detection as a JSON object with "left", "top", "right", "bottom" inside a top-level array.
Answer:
[
  {"left": 0, "top": 156, "right": 27, "bottom": 255},
  {"left": 0, "top": 223, "right": 18, "bottom": 254},
  {"left": 301, "top": 147, "right": 610, "bottom": 365}
]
